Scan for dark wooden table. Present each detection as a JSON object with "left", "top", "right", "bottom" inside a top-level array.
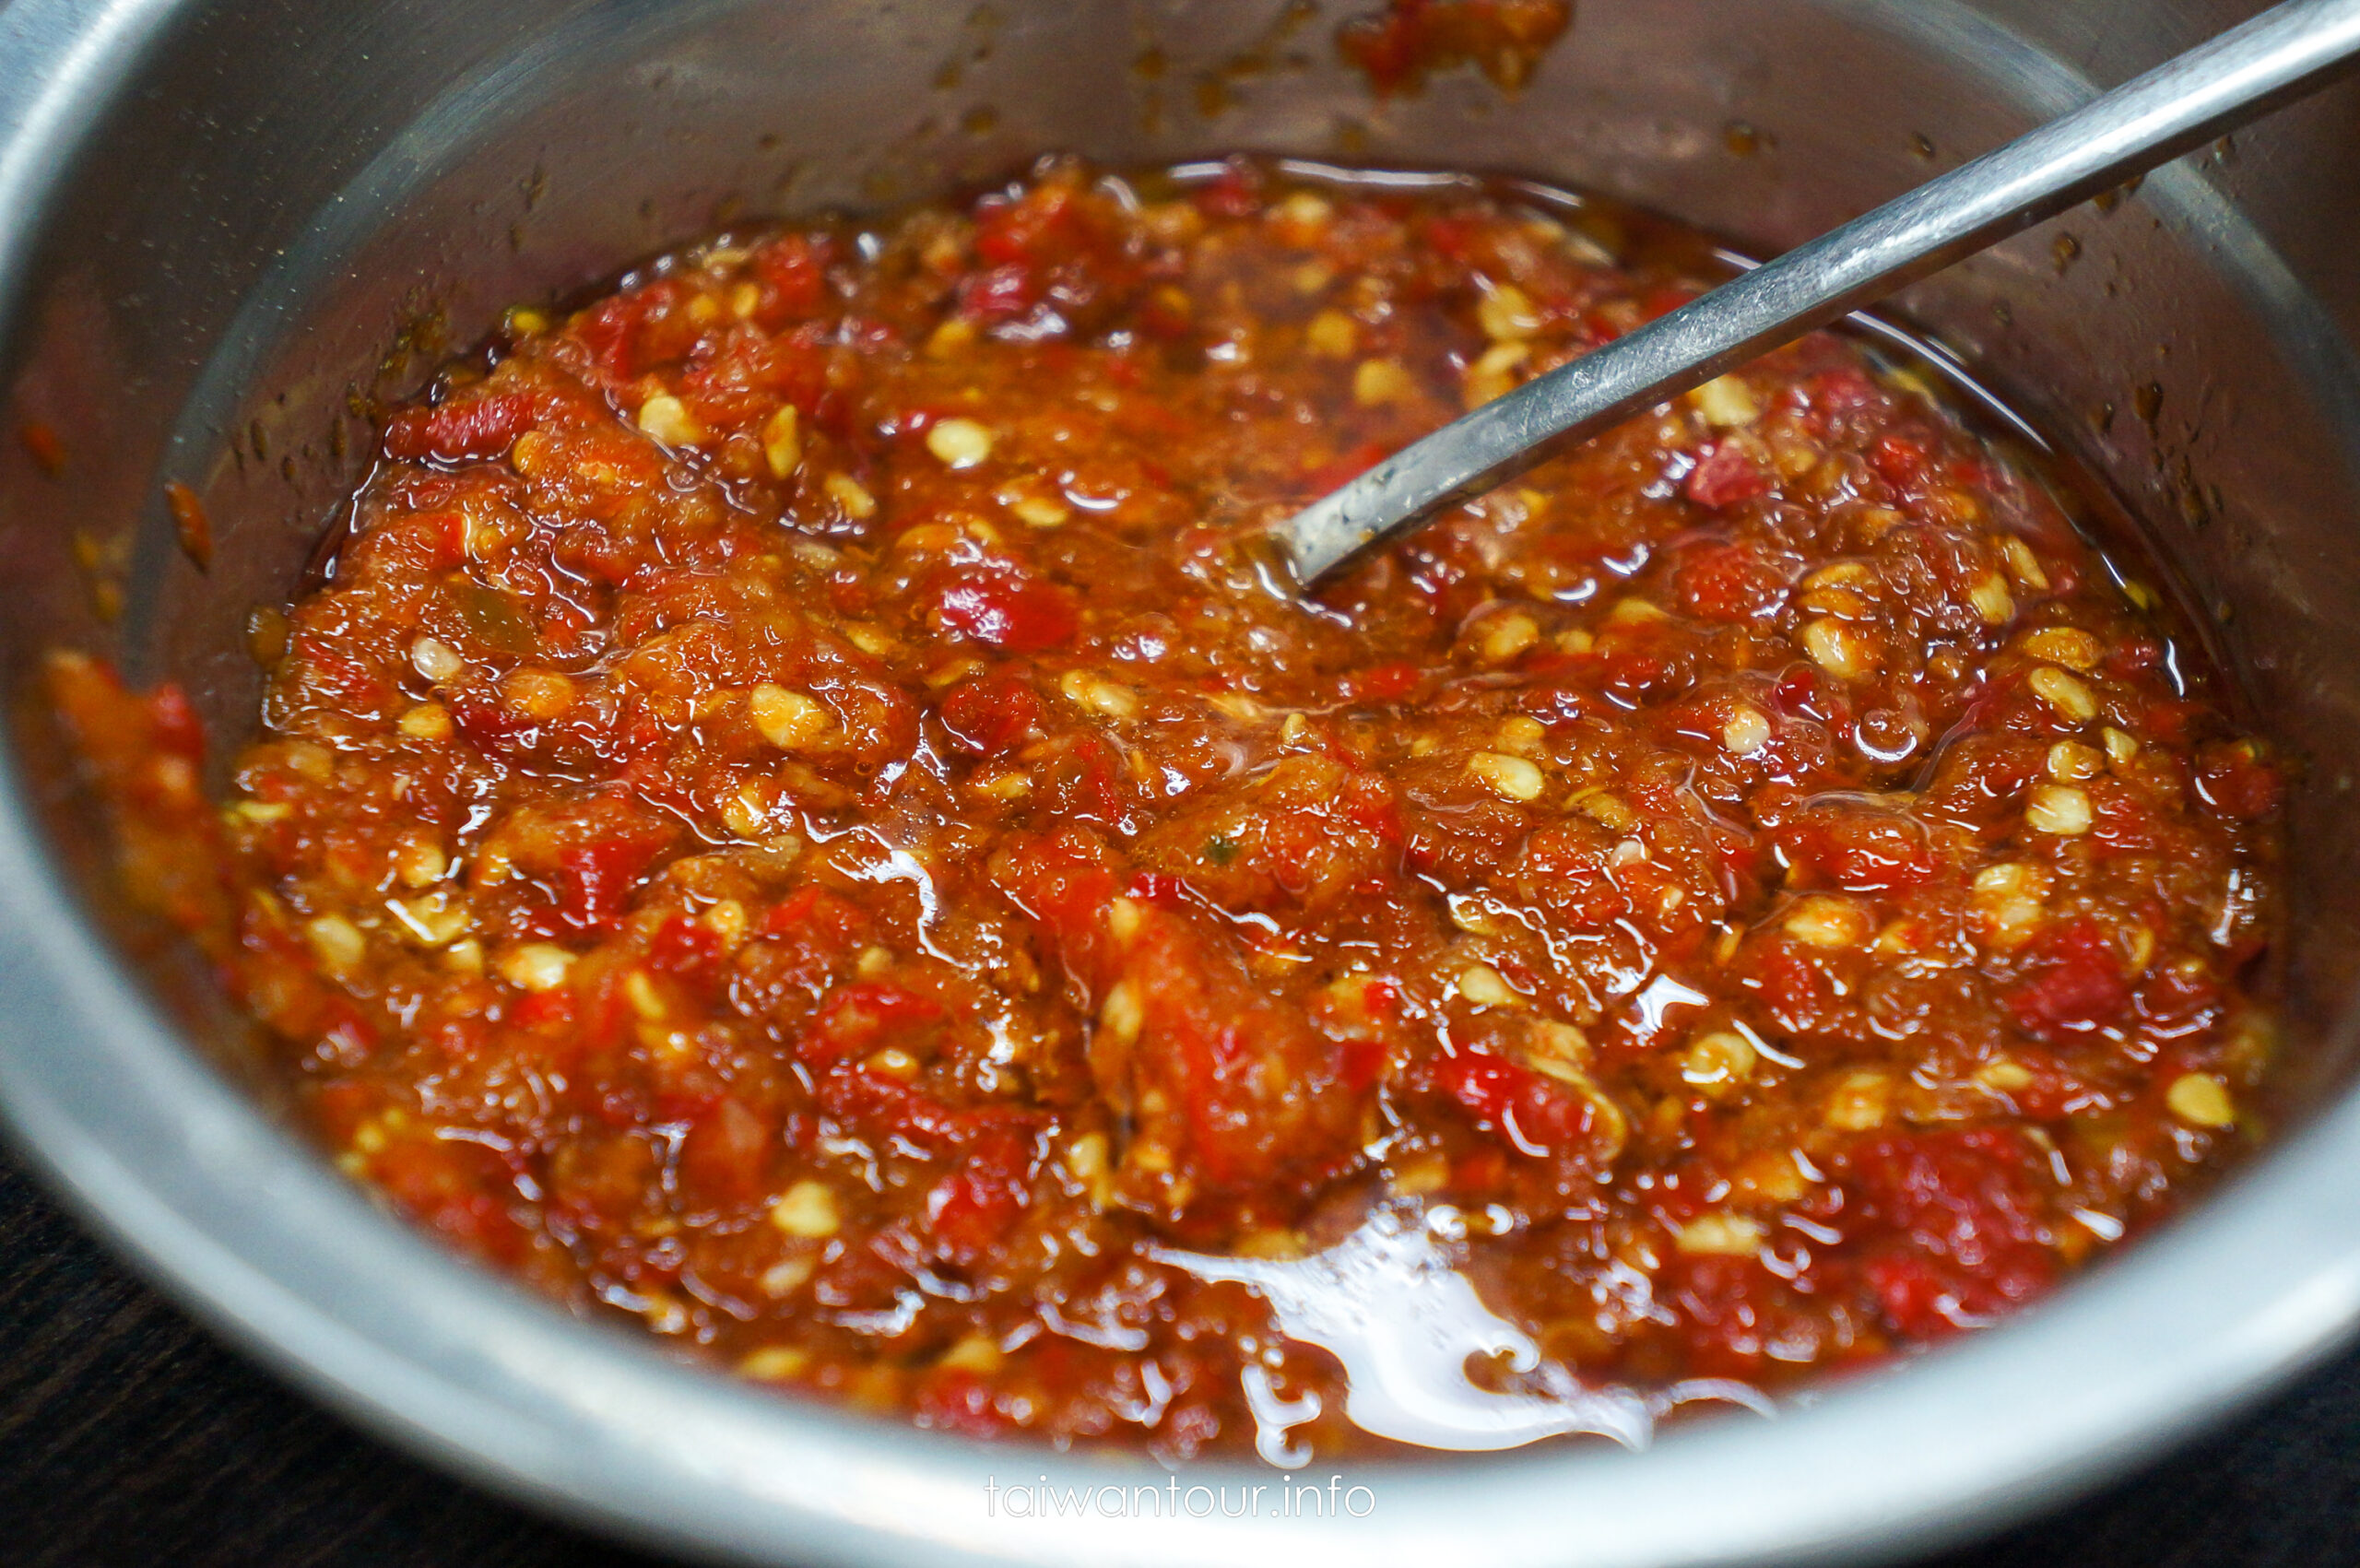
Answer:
[{"left": 4, "top": 1150, "right": 2354, "bottom": 1568}]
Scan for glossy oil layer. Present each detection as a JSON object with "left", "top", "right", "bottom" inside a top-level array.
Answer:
[{"left": 52, "top": 159, "right": 2283, "bottom": 1462}]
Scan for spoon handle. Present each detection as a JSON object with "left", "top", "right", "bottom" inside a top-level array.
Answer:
[{"left": 1280, "top": 0, "right": 2360, "bottom": 584}]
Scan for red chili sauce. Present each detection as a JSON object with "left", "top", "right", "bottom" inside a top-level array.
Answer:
[
  {"left": 52, "top": 157, "right": 2285, "bottom": 1461},
  {"left": 1338, "top": 0, "right": 1575, "bottom": 97}
]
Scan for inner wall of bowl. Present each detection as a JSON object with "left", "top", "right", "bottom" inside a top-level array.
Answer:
[{"left": 7, "top": 0, "right": 2360, "bottom": 1112}]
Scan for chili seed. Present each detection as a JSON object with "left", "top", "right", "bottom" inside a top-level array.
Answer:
[
  {"left": 739, "top": 1346, "right": 812, "bottom": 1383},
  {"left": 1687, "top": 374, "right": 1759, "bottom": 428},
  {"left": 771, "top": 1180, "right": 842, "bottom": 1237},
  {"left": 1480, "top": 611, "right": 1540, "bottom": 664},
  {"left": 395, "top": 837, "right": 448, "bottom": 889},
  {"left": 1969, "top": 572, "right": 2015, "bottom": 625},
  {"left": 938, "top": 1335, "right": 1005, "bottom": 1373},
  {"left": 1735, "top": 1150, "right": 1811, "bottom": 1204},
  {"left": 2029, "top": 666, "right": 2100, "bottom": 722},
  {"left": 303, "top": 914, "right": 367, "bottom": 978},
  {"left": 1276, "top": 190, "right": 1334, "bottom": 230},
  {"left": 755, "top": 1255, "right": 817, "bottom": 1299},
  {"left": 1976, "top": 1058, "right": 2036, "bottom": 1092},
  {"left": 637, "top": 394, "right": 706, "bottom": 447},
  {"left": 761, "top": 406, "right": 802, "bottom": 478},
  {"left": 1476, "top": 281, "right": 1541, "bottom": 342},
  {"left": 1467, "top": 751, "right": 1545, "bottom": 801},
  {"left": 1305, "top": 310, "right": 1358, "bottom": 359},
  {"left": 2024, "top": 784, "right": 2094, "bottom": 834},
  {"left": 867, "top": 1046, "right": 921, "bottom": 1081},
  {"left": 1495, "top": 715, "right": 1546, "bottom": 756},
  {"left": 623, "top": 969, "right": 668, "bottom": 1020},
  {"left": 1463, "top": 341, "right": 1529, "bottom": 408},
  {"left": 1456, "top": 964, "right": 1521, "bottom": 1008},
  {"left": 2165, "top": 1072, "right": 2236, "bottom": 1128},
  {"left": 2047, "top": 740, "right": 2103, "bottom": 782},
  {"left": 1675, "top": 1213, "right": 1765, "bottom": 1256},
  {"left": 398, "top": 701, "right": 454, "bottom": 740},
  {"left": 1972, "top": 862, "right": 2051, "bottom": 949},
  {"left": 1722, "top": 704, "right": 1771, "bottom": 756},
  {"left": 1784, "top": 895, "right": 1870, "bottom": 949},
  {"left": 1528, "top": 1019, "right": 1590, "bottom": 1068},
  {"left": 1572, "top": 789, "right": 1638, "bottom": 832},
  {"left": 388, "top": 892, "right": 468, "bottom": 947},
  {"left": 1801, "top": 617, "right": 1878, "bottom": 680},
  {"left": 1099, "top": 980, "right": 1145, "bottom": 1044},
  {"left": 1824, "top": 1070, "right": 1893, "bottom": 1130},
  {"left": 409, "top": 635, "right": 466, "bottom": 684},
  {"left": 2021, "top": 626, "right": 2103, "bottom": 670},
  {"left": 1682, "top": 1031, "right": 1758, "bottom": 1094},
  {"left": 974, "top": 770, "right": 1032, "bottom": 800},
  {"left": 824, "top": 473, "right": 878, "bottom": 519},
  {"left": 1001, "top": 487, "right": 1070, "bottom": 527},
  {"left": 497, "top": 942, "right": 574, "bottom": 992},
  {"left": 926, "top": 417, "right": 995, "bottom": 468},
  {"left": 2000, "top": 536, "right": 2052, "bottom": 591},
  {"left": 1353, "top": 359, "right": 1415, "bottom": 407},
  {"left": 925, "top": 318, "right": 977, "bottom": 359},
  {"left": 502, "top": 667, "right": 576, "bottom": 720},
  {"left": 1065, "top": 1131, "right": 1109, "bottom": 1182},
  {"left": 1060, "top": 669, "right": 1139, "bottom": 720},
  {"left": 721, "top": 786, "right": 769, "bottom": 838},
  {"left": 749, "top": 684, "right": 832, "bottom": 749}
]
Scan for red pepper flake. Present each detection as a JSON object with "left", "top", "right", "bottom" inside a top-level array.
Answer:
[
  {"left": 2194, "top": 739, "right": 2283, "bottom": 821},
  {"left": 1675, "top": 540, "right": 1788, "bottom": 622},
  {"left": 913, "top": 1367, "right": 1017, "bottom": 1437},
  {"left": 2002, "top": 917, "right": 2132, "bottom": 1041},
  {"left": 923, "top": 1129, "right": 1035, "bottom": 1266},
  {"left": 1346, "top": 660, "right": 1424, "bottom": 701},
  {"left": 1847, "top": 1127, "right": 2056, "bottom": 1337},
  {"left": 19, "top": 419, "right": 65, "bottom": 476},
  {"left": 1301, "top": 441, "right": 1389, "bottom": 496},
  {"left": 677, "top": 1097, "right": 774, "bottom": 1208},
  {"left": 384, "top": 392, "right": 537, "bottom": 463},
  {"left": 646, "top": 914, "right": 726, "bottom": 977},
  {"left": 798, "top": 982, "right": 947, "bottom": 1069},
  {"left": 163, "top": 481, "right": 212, "bottom": 572},
  {"left": 939, "top": 671, "right": 1043, "bottom": 754},
  {"left": 936, "top": 567, "right": 1080, "bottom": 654},
  {"left": 752, "top": 232, "right": 832, "bottom": 320},
  {"left": 1191, "top": 160, "right": 1265, "bottom": 220},
  {"left": 1422, "top": 1047, "right": 1608, "bottom": 1160},
  {"left": 510, "top": 989, "right": 576, "bottom": 1032},
  {"left": 1337, "top": 0, "right": 1574, "bottom": 98},
  {"left": 1683, "top": 441, "right": 1769, "bottom": 510},
  {"left": 953, "top": 264, "right": 1036, "bottom": 324},
  {"left": 1773, "top": 808, "right": 1938, "bottom": 892}
]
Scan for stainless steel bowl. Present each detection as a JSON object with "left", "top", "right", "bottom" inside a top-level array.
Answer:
[{"left": 6, "top": 2, "right": 2360, "bottom": 1562}]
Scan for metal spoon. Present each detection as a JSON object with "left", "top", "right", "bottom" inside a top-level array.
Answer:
[{"left": 1279, "top": 0, "right": 2360, "bottom": 584}]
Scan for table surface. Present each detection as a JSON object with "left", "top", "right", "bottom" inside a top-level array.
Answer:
[{"left": 4, "top": 1151, "right": 2354, "bottom": 1568}]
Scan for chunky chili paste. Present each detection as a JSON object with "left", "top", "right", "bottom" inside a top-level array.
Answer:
[
  {"left": 1337, "top": 0, "right": 1575, "bottom": 98},
  {"left": 53, "top": 157, "right": 2285, "bottom": 1461}
]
